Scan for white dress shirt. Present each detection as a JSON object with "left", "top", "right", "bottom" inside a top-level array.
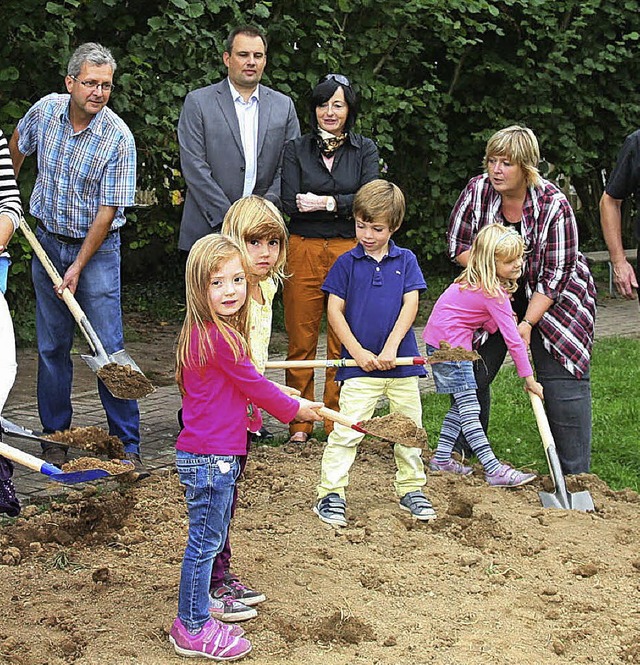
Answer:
[{"left": 228, "top": 79, "right": 259, "bottom": 197}]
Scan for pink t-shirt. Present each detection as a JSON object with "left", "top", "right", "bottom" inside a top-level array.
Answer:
[
  {"left": 423, "top": 283, "right": 533, "bottom": 378},
  {"left": 177, "top": 323, "right": 299, "bottom": 455}
]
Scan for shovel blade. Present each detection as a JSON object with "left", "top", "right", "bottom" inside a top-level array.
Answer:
[
  {"left": 109, "top": 349, "right": 144, "bottom": 374},
  {"left": 81, "top": 351, "right": 111, "bottom": 373},
  {"left": 539, "top": 489, "right": 595, "bottom": 512},
  {"left": 40, "top": 461, "right": 134, "bottom": 485}
]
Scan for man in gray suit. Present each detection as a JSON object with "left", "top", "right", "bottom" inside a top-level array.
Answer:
[{"left": 177, "top": 25, "right": 300, "bottom": 251}]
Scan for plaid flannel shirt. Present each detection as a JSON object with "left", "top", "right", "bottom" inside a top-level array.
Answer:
[
  {"left": 17, "top": 93, "right": 136, "bottom": 237},
  {"left": 447, "top": 173, "right": 596, "bottom": 378}
]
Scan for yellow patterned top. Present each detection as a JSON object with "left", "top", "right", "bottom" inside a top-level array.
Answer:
[{"left": 248, "top": 277, "right": 277, "bottom": 374}]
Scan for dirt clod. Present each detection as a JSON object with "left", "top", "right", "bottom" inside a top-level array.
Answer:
[
  {"left": 61, "top": 457, "right": 134, "bottom": 476},
  {"left": 96, "top": 362, "right": 155, "bottom": 399},
  {"left": 44, "top": 426, "right": 125, "bottom": 458},
  {"left": 360, "top": 412, "right": 428, "bottom": 448},
  {"left": 430, "top": 340, "right": 481, "bottom": 362}
]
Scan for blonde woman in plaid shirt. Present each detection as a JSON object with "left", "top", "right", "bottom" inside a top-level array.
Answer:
[{"left": 447, "top": 125, "right": 596, "bottom": 475}]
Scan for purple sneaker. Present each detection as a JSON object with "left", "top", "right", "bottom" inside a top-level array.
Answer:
[
  {"left": 208, "top": 594, "right": 257, "bottom": 622},
  {"left": 485, "top": 464, "right": 536, "bottom": 488},
  {"left": 216, "top": 573, "right": 266, "bottom": 606},
  {"left": 169, "top": 617, "right": 252, "bottom": 661},
  {"left": 429, "top": 458, "right": 473, "bottom": 476}
]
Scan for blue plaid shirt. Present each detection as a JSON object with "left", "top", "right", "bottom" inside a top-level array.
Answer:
[{"left": 17, "top": 93, "right": 136, "bottom": 237}]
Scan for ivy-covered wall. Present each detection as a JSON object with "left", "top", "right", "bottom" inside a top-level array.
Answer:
[{"left": 1, "top": 0, "right": 639, "bottom": 287}]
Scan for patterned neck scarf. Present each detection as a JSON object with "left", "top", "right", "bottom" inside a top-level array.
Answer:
[{"left": 316, "top": 128, "right": 347, "bottom": 157}]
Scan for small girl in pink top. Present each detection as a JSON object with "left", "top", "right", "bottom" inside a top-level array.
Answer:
[
  {"left": 169, "top": 235, "right": 321, "bottom": 661},
  {"left": 423, "top": 224, "right": 543, "bottom": 487}
]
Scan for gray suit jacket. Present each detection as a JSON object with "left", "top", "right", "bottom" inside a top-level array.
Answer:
[{"left": 177, "top": 79, "right": 300, "bottom": 251}]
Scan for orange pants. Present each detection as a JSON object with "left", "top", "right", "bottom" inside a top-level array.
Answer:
[{"left": 283, "top": 235, "right": 357, "bottom": 435}]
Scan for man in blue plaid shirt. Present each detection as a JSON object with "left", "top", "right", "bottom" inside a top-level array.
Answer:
[{"left": 9, "top": 43, "right": 147, "bottom": 478}]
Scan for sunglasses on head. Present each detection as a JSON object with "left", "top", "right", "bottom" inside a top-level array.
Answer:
[{"left": 320, "top": 73, "right": 351, "bottom": 87}]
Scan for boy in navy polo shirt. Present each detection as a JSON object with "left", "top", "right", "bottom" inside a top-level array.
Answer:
[{"left": 314, "top": 179, "right": 434, "bottom": 527}]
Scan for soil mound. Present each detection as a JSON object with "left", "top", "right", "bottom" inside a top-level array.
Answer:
[{"left": 0, "top": 444, "right": 639, "bottom": 665}]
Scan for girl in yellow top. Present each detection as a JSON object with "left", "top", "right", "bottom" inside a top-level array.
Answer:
[{"left": 206, "top": 195, "right": 289, "bottom": 621}]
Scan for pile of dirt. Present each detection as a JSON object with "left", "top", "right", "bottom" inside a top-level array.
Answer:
[
  {"left": 430, "top": 341, "right": 481, "bottom": 362},
  {"left": 45, "top": 427, "right": 125, "bottom": 459},
  {"left": 1, "top": 442, "right": 639, "bottom": 665},
  {"left": 61, "top": 458, "right": 134, "bottom": 476},
  {"left": 96, "top": 363, "right": 155, "bottom": 400},
  {"left": 360, "top": 412, "right": 429, "bottom": 448}
]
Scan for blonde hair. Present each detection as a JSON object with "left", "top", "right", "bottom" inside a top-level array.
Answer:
[
  {"left": 483, "top": 125, "right": 542, "bottom": 188},
  {"left": 222, "top": 195, "right": 288, "bottom": 286},
  {"left": 175, "top": 234, "right": 250, "bottom": 392},
  {"left": 353, "top": 179, "right": 405, "bottom": 232},
  {"left": 455, "top": 224, "right": 525, "bottom": 298}
]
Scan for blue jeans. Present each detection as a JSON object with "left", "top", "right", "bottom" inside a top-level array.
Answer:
[
  {"left": 32, "top": 226, "right": 140, "bottom": 451},
  {"left": 468, "top": 328, "right": 592, "bottom": 474},
  {"left": 176, "top": 450, "right": 241, "bottom": 631}
]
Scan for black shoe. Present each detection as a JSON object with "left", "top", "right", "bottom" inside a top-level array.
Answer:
[
  {"left": 252, "top": 426, "right": 274, "bottom": 442},
  {"left": 123, "top": 451, "right": 151, "bottom": 481},
  {"left": 42, "top": 444, "right": 68, "bottom": 468}
]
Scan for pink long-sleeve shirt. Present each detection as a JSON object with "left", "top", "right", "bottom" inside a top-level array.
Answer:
[
  {"left": 423, "top": 283, "right": 533, "bottom": 378},
  {"left": 177, "top": 323, "right": 299, "bottom": 455}
]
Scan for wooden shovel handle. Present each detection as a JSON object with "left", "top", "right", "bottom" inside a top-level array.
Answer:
[
  {"left": 528, "top": 392, "right": 554, "bottom": 453},
  {"left": 19, "top": 218, "right": 103, "bottom": 354},
  {"left": 296, "top": 398, "right": 361, "bottom": 429},
  {"left": 266, "top": 357, "right": 425, "bottom": 369},
  {"left": 19, "top": 218, "right": 90, "bottom": 323},
  {"left": 0, "top": 440, "right": 45, "bottom": 473}
]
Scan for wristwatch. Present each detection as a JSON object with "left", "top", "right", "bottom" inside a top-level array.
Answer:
[{"left": 326, "top": 197, "right": 336, "bottom": 212}]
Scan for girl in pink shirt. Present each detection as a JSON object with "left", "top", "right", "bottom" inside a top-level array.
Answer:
[
  {"left": 169, "top": 234, "right": 321, "bottom": 661},
  {"left": 423, "top": 224, "right": 543, "bottom": 487}
]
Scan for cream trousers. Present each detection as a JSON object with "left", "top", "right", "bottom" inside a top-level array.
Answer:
[{"left": 317, "top": 375, "right": 426, "bottom": 499}]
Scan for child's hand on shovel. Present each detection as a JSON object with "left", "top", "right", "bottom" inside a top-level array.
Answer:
[
  {"left": 524, "top": 376, "right": 544, "bottom": 400},
  {"left": 294, "top": 399, "right": 325, "bottom": 423}
]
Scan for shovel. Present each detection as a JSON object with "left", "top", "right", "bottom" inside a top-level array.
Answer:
[
  {"left": 1, "top": 417, "right": 53, "bottom": 447},
  {"left": 297, "top": 399, "right": 402, "bottom": 446},
  {"left": 267, "top": 357, "right": 427, "bottom": 369},
  {"left": 529, "top": 393, "right": 594, "bottom": 512},
  {"left": 0, "top": 440, "right": 131, "bottom": 485},
  {"left": 19, "top": 218, "right": 154, "bottom": 399}
]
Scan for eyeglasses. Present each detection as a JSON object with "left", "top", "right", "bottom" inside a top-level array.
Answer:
[
  {"left": 70, "top": 75, "right": 115, "bottom": 92},
  {"left": 320, "top": 74, "right": 351, "bottom": 87}
]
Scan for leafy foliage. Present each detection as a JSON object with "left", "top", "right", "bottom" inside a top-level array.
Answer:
[{"left": 2, "top": 0, "right": 640, "bottom": 340}]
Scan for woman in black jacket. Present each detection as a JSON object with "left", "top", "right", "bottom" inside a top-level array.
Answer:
[{"left": 282, "top": 74, "right": 379, "bottom": 443}]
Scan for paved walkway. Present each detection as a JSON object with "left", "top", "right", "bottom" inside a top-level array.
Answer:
[{"left": 2, "top": 295, "right": 638, "bottom": 504}]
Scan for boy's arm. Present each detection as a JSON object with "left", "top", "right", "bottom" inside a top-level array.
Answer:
[
  {"left": 377, "top": 290, "right": 419, "bottom": 370},
  {"left": 327, "top": 293, "right": 382, "bottom": 372}
]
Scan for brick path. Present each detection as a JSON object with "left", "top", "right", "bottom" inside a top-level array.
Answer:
[{"left": 2, "top": 295, "right": 638, "bottom": 504}]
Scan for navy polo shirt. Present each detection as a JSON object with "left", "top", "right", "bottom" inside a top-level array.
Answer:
[{"left": 321, "top": 240, "right": 427, "bottom": 381}]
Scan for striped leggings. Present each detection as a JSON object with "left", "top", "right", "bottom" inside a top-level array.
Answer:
[{"left": 434, "top": 389, "right": 500, "bottom": 474}]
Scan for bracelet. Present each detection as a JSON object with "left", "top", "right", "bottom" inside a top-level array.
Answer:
[{"left": 522, "top": 318, "right": 534, "bottom": 328}]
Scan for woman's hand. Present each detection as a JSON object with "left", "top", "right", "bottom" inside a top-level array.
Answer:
[
  {"left": 524, "top": 376, "right": 544, "bottom": 399},
  {"left": 296, "top": 192, "right": 332, "bottom": 213}
]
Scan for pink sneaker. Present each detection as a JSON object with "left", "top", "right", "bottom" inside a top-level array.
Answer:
[
  {"left": 169, "top": 617, "right": 252, "bottom": 661},
  {"left": 485, "top": 463, "right": 536, "bottom": 488},
  {"left": 429, "top": 457, "right": 473, "bottom": 476}
]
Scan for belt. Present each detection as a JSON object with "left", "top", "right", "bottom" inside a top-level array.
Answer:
[{"left": 37, "top": 222, "right": 117, "bottom": 244}]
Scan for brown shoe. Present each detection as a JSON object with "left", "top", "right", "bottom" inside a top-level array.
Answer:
[
  {"left": 123, "top": 452, "right": 151, "bottom": 481},
  {"left": 42, "top": 444, "right": 68, "bottom": 468}
]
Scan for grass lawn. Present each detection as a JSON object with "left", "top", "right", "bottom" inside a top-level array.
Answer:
[{"left": 422, "top": 337, "right": 640, "bottom": 492}]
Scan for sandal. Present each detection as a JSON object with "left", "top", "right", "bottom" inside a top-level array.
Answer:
[{"left": 287, "top": 432, "right": 309, "bottom": 444}]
